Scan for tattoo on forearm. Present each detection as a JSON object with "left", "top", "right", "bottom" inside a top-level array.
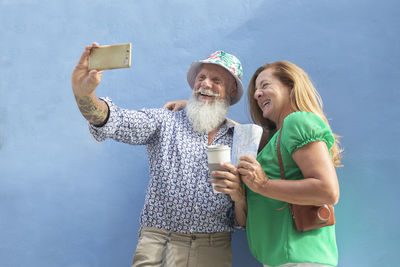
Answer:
[{"left": 75, "top": 95, "right": 108, "bottom": 126}]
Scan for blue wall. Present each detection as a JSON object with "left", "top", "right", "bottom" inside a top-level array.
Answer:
[{"left": 1, "top": 0, "right": 399, "bottom": 266}]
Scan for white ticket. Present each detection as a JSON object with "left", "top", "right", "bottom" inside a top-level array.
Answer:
[{"left": 231, "top": 124, "right": 263, "bottom": 166}]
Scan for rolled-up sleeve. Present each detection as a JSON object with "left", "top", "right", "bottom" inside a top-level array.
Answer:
[{"left": 89, "top": 97, "right": 160, "bottom": 145}]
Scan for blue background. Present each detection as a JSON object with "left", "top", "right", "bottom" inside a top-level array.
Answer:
[{"left": 1, "top": 0, "right": 399, "bottom": 266}]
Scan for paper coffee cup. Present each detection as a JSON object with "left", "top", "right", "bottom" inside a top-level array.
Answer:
[{"left": 206, "top": 145, "right": 231, "bottom": 194}]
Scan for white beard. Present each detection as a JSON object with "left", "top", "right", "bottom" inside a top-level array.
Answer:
[{"left": 185, "top": 93, "right": 230, "bottom": 134}]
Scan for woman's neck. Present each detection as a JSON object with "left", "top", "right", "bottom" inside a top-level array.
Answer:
[{"left": 275, "top": 107, "right": 296, "bottom": 130}]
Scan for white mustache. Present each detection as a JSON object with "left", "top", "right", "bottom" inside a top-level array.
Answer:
[{"left": 195, "top": 87, "right": 220, "bottom": 97}]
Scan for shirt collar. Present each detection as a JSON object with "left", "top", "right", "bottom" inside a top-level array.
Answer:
[{"left": 225, "top": 118, "right": 238, "bottom": 130}]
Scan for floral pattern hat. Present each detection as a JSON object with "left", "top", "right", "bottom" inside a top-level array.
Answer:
[{"left": 187, "top": 50, "right": 244, "bottom": 105}]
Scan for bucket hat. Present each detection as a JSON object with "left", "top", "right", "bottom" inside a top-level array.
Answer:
[{"left": 187, "top": 51, "right": 243, "bottom": 105}]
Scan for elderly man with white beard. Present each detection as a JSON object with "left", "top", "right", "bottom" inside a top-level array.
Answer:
[{"left": 71, "top": 44, "right": 247, "bottom": 267}]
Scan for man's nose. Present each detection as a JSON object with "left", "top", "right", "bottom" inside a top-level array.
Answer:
[{"left": 201, "top": 78, "right": 212, "bottom": 89}]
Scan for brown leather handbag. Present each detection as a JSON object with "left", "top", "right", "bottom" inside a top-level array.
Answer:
[{"left": 277, "top": 129, "right": 335, "bottom": 231}]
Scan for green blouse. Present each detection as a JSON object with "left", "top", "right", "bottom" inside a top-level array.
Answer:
[{"left": 246, "top": 111, "right": 338, "bottom": 266}]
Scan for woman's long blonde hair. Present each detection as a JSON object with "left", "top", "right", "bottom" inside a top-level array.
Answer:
[{"left": 247, "top": 61, "right": 343, "bottom": 166}]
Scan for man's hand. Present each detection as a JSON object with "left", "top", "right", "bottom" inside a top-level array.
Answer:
[
  {"left": 211, "top": 162, "right": 245, "bottom": 202},
  {"left": 211, "top": 162, "right": 247, "bottom": 227},
  {"left": 71, "top": 43, "right": 109, "bottom": 126},
  {"left": 71, "top": 43, "right": 103, "bottom": 97},
  {"left": 163, "top": 100, "right": 187, "bottom": 111}
]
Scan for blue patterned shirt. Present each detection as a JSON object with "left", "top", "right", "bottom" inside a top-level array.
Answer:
[{"left": 89, "top": 98, "right": 235, "bottom": 234}]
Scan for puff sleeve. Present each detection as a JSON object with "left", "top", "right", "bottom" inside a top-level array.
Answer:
[{"left": 282, "top": 111, "right": 335, "bottom": 155}]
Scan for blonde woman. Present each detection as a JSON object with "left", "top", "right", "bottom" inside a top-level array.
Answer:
[
  {"left": 164, "top": 61, "right": 342, "bottom": 267},
  {"left": 238, "top": 61, "right": 341, "bottom": 267}
]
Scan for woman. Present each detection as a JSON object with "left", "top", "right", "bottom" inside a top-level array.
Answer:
[
  {"left": 164, "top": 61, "right": 342, "bottom": 267},
  {"left": 237, "top": 61, "right": 341, "bottom": 267}
]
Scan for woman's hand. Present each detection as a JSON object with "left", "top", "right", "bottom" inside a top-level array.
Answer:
[
  {"left": 163, "top": 100, "right": 187, "bottom": 111},
  {"left": 237, "top": 155, "right": 269, "bottom": 195},
  {"left": 236, "top": 142, "right": 339, "bottom": 206}
]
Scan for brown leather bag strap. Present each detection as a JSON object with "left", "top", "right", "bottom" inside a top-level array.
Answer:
[{"left": 277, "top": 129, "right": 285, "bottom": 180}]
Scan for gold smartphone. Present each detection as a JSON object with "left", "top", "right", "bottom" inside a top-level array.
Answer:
[{"left": 88, "top": 43, "right": 132, "bottom": 70}]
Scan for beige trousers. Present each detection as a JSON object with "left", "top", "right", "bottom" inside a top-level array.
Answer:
[{"left": 132, "top": 227, "right": 232, "bottom": 267}]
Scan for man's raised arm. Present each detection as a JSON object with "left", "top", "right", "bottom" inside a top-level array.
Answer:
[{"left": 71, "top": 43, "right": 109, "bottom": 127}]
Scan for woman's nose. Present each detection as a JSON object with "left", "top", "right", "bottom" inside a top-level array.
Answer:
[{"left": 254, "top": 89, "right": 262, "bottom": 99}]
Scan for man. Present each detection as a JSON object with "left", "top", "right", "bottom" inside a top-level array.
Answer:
[{"left": 71, "top": 43, "right": 247, "bottom": 267}]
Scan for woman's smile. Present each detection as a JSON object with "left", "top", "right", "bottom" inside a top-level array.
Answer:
[{"left": 259, "top": 98, "right": 271, "bottom": 115}]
